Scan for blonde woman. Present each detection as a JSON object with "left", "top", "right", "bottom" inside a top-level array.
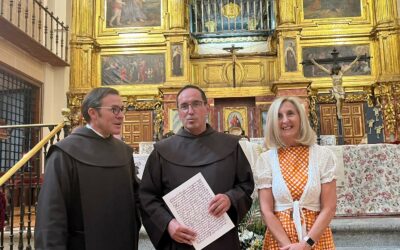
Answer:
[{"left": 255, "top": 97, "right": 337, "bottom": 250}]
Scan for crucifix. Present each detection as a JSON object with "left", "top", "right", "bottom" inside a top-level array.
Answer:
[
  {"left": 223, "top": 44, "right": 243, "bottom": 88},
  {"left": 301, "top": 48, "right": 371, "bottom": 145}
]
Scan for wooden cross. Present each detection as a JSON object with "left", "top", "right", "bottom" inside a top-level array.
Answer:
[
  {"left": 301, "top": 48, "right": 371, "bottom": 68},
  {"left": 223, "top": 44, "right": 243, "bottom": 88}
]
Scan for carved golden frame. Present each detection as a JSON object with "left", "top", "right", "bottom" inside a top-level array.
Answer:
[
  {"left": 298, "top": 0, "right": 371, "bottom": 25},
  {"left": 300, "top": 40, "right": 376, "bottom": 90},
  {"left": 96, "top": 49, "right": 166, "bottom": 96},
  {"left": 166, "top": 37, "right": 189, "bottom": 84},
  {"left": 96, "top": 0, "right": 167, "bottom": 36},
  {"left": 223, "top": 107, "right": 248, "bottom": 136}
]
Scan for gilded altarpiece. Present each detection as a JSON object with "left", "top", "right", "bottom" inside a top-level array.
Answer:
[{"left": 68, "top": 0, "right": 400, "bottom": 143}]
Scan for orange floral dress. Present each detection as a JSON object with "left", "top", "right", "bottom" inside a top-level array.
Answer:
[{"left": 262, "top": 146, "right": 335, "bottom": 250}]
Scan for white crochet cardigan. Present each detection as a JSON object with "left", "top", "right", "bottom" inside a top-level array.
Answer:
[{"left": 255, "top": 144, "right": 337, "bottom": 242}]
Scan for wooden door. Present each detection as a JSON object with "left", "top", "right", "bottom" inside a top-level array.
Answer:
[
  {"left": 123, "top": 110, "right": 153, "bottom": 152},
  {"left": 319, "top": 103, "right": 365, "bottom": 144}
]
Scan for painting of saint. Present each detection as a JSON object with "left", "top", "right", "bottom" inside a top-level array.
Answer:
[
  {"left": 229, "top": 113, "right": 242, "bottom": 128},
  {"left": 101, "top": 54, "right": 165, "bottom": 85},
  {"left": 284, "top": 39, "right": 297, "bottom": 72},
  {"left": 302, "top": 45, "right": 371, "bottom": 77},
  {"left": 303, "top": 0, "right": 362, "bottom": 19},
  {"left": 223, "top": 107, "right": 248, "bottom": 136},
  {"left": 171, "top": 44, "right": 183, "bottom": 76},
  {"left": 106, "top": 0, "right": 161, "bottom": 28}
]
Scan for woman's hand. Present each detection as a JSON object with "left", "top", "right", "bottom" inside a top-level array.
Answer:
[{"left": 279, "top": 242, "right": 311, "bottom": 250}]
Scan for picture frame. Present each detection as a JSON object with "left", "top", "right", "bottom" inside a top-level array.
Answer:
[
  {"left": 302, "top": 0, "right": 362, "bottom": 19},
  {"left": 223, "top": 107, "right": 248, "bottom": 136},
  {"left": 171, "top": 43, "right": 184, "bottom": 77},
  {"left": 302, "top": 44, "right": 371, "bottom": 77},
  {"left": 284, "top": 38, "right": 297, "bottom": 72},
  {"left": 101, "top": 53, "right": 166, "bottom": 85},
  {"left": 104, "top": 0, "right": 162, "bottom": 29}
]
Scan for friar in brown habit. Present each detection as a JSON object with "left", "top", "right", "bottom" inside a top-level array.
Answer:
[
  {"left": 35, "top": 87, "right": 141, "bottom": 250},
  {"left": 139, "top": 85, "right": 254, "bottom": 250}
]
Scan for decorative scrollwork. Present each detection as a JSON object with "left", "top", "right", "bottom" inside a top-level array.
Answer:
[
  {"left": 374, "top": 82, "right": 398, "bottom": 139},
  {"left": 317, "top": 94, "right": 335, "bottom": 104},
  {"left": 153, "top": 93, "right": 164, "bottom": 141},
  {"left": 307, "top": 87, "right": 319, "bottom": 133},
  {"left": 222, "top": 3, "right": 241, "bottom": 19},
  {"left": 67, "top": 92, "right": 86, "bottom": 128},
  {"left": 346, "top": 93, "right": 367, "bottom": 103}
]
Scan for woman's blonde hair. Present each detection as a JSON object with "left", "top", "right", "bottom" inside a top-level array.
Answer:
[{"left": 264, "top": 96, "right": 317, "bottom": 148}]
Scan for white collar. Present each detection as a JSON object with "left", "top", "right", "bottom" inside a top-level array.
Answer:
[{"left": 86, "top": 124, "right": 108, "bottom": 138}]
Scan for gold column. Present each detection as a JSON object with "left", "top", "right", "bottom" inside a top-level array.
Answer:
[
  {"left": 374, "top": 0, "right": 396, "bottom": 25},
  {"left": 371, "top": 0, "right": 400, "bottom": 142},
  {"left": 278, "top": 0, "right": 295, "bottom": 25},
  {"left": 71, "top": 0, "right": 94, "bottom": 39},
  {"left": 69, "top": 42, "right": 95, "bottom": 91},
  {"left": 70, "top": 0, "right": 96, "bottom": 92},
  {"left": 376, "top": 31, "right": 400, "bottom": 77},
  {"left": 169, "top": 0, "right": 186, "bottom": 29}
]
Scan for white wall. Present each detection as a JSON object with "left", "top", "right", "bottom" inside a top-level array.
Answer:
[{"left": 0, "top": 0, "right": 71, "bottom": 125}]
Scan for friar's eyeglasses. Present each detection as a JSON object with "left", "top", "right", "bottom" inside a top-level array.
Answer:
[
  {"left": 178, "top": 100, "right": 204, "bottom": 111},
  {"left": 96, "top": 106, "right": 125, "bottom": 115}
]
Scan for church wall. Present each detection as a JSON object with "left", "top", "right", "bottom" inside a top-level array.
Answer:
[
  {"left": 0, "top": 38, "right": 45, "bottom": 83},
  {"left": 0, "top": 0, "right": 71, "bottom": 125},
  {"left": 272, "top": 0, "right": 400, "bottom": 143},
  {"left": 67, "top": 0, "right": 400, "bottom": 142}
]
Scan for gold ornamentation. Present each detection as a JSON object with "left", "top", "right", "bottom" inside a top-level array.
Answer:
[
  {"left": 318, "top": 95, "right": 335, "bottom": 104},
  {"left": 153, "top": 94, "right": 164, "bottom": 140},
  {"left": 205, "top": 21, "right": 216, "bottom": 32},
  {"left": 346, "top": 93, "right": 367, "bottom": 103},
  {"left": 364, "top": 86, "right": 376, "bottom": 107},
  {"left": 67, "top": 93, "right": 86, "bottom": 128},
  {"left": 135, "top": 101, "right": 158, "bottom": 110},
  {"left": 125, "top": 96, "right": 137, "bottom": 109},
  {"left": 375, "top": 125, "right": 383, "bottom": 139},
  {"left": 307, "top": 87, "right": 319, "bottom": 133},
  {"left": 373, "top": 107, "right": 381, "bottom": 121},
  {"left": 367, "top": 119, "right": 375, "bottom": 134},
  {"left": 248, "top": 18, "right": 257, "bottom": 31},
  {"left": 374, "top": 82, "right": 398, "bottom": 138},
  {"left": 223, "top": 107, "right": 248, "bottom": 136},
  {"left": 222, "top": 3, "right": 241, "bottom": 19}
]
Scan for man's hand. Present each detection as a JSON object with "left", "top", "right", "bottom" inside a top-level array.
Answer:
[
  {"left": 167, "top": 219, "right": 196, "bottom": 245},
  {"left": 208, "top": 194, "right": 231, "bottom": 217}
]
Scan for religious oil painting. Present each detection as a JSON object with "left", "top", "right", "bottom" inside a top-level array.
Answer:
[
  {"left": 171, "top": 44, "right": 183, "bottom": 77},
  {"left": 223, "top": 107, "right": 248, "bottom": 136},
  {"left": 101, "top": 54, "right": 165, "bottom": 85},
  {"left": 169, "top": 109, "right": 182, "bottom": 134},
  {"left": 302, "top": 45, "right": 371, "bottom": 77},
  {"left": 303, "top": 0, "right": 362, "bottom": 19},
  {"left": 105, "top": 0, "right": 161, "bottom": 28},
  {"left": 284, "top": 38, "right": 297, "bottom": 72}
]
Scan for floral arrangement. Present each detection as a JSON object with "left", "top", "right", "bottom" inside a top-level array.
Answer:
[{"left": 238, "top": 197, "right": 266, "bottom": 250}]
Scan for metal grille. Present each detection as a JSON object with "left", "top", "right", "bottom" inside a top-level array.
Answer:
[
  {"left": 0, "top": 68, "right": 39, "bottom": 172},
  {"left": 190, "top": 0, "right": 275, "bottom": 38}
]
